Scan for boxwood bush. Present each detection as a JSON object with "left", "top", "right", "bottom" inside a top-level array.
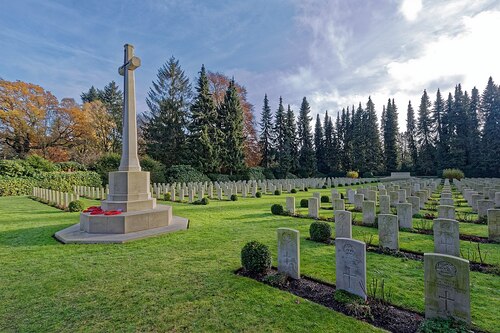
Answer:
[
  {"left": 274, "top": 189, "right": 281, "bottom": 195},
  {"left": 68, "top": 200, "right": 85, "bottom": 212},
  {"left": 291, "top": 188, "right": 297, "bottom": 193},
  {"left": 255, "top": 191, "right": 262, "bottom": 198},
  {"left": 300, "top": 198, "right": 308, "bottom": 208},
  {"left": 271, "top": 204, "right": 284, "bottom": 215},
  {"left": 309, "top": 221, "right": 332, "bottom": 242},
  {"left": 241, "top": 241, "right": 271, "bottom": 274},
  {"left": 230, "top": 194, "right": 238, "bottom": 201},
  {"left": 321, "top": 195, "right": 330, "bottom": 203}
]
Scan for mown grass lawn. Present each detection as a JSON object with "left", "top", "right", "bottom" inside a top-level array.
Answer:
[{"left": 0, "top": 186, "right": 498, "bottom": 332}]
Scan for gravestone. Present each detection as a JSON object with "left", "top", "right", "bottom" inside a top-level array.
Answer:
[
  {"left": 347, "top": 189, "right": 355, "bottom": 204},
  {"left": 379, "top": 195, "right": 391, "bottom": 214},
  {"left": 488, "top": 209, "right": 500, "bottom": 242},
  {"left": 397, "top": 203, "right": 413, "bottom": 229},
  {"left": 335, "top": 238, "right": 367, "bottom": 300},
  {"left": 440, "top": 198, "right": 454, "bottom": 206},
  {"left": 389, "top": 191, "right": 399, "bottom": 207},
  {"left": 277, "top": 228, "right": 300, "bottom": 279},
  {"left": 433, "top": 218, "right": 460, "bottom": 257},
  {"left": 378, "top": 214, "right": 399, "bottom": 250},
  {"left": 362, "top": 200, "right": 376, "bottom": 225},
  {"left": 354, "top": 194, "right": 364, "bottom": 210},
  {"left": 333, "top": 198, "right": 345, "bottom": 211},
  {"left": 286, "top": 197, "right": 295, "bottom": 215},
  {"left": 424, "top": 253, "right": 470, "bottom": 323},
  {"left": 470, "top": 194, "right": 482, "bottom": 211},
  {"left": 437, "top": 205, "right": 455, "bottom": 220},
  {"left": 408, "top": 196, "right": 420, "bottom": 216},
  {"left": 366, "top": 190, "right": 377, "bottom": 204},
  {"left": 495, "top": 192, "right": 500, "bottom": 208},
  {"left": 477, "top": 200, "right": 494, "bottom": 219},
  {"left": 398, "top": 189, "right": 407, "bottom": 203},
  {"left": 417, "top": 191, "right": 427, "bottom": 208},
  {"left": 313, "top": 192, "right": 321, "bottom": 201},
  {"left": 308, "top": 198, "right": 319, "bottom": 218},
  {"left": 335, "top": 210, "right": 352, "bottom": 238}
]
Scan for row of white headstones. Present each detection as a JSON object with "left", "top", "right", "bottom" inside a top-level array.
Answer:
[
  {"left": 32, "top": 187, "right": 80, "bottom": 209},
  {"left": 275, "top": 179, "right": 500, "bottom": 324}
]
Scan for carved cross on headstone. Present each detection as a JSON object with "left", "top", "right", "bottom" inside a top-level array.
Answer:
[
  {"left": 439, "top": 290, "right": 455, "bottom": 311},
  {"left": 343, "top": 266, "right": 356, "bottom": 288},
  {"left": 117, "top": 44, "right": 142, "bottom": 172},
  {"left": 440, "top": 233, "right": 455, "bottom": 254}
]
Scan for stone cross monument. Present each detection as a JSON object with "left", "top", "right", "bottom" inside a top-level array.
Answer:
[{"left": 55, "top": 44, "right": 188, "bottom": 244}]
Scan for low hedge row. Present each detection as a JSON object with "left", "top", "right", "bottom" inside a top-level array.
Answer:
[{"left": 0, "top": 171, "right": 102, "bottom": 196}]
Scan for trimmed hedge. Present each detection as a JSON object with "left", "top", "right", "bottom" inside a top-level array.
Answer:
[
  {"left": 167, "top": 165, "right": 210, "bottom": 183},
  {"left": 0, "top": 171, "right": 101, "bottom": 196}
]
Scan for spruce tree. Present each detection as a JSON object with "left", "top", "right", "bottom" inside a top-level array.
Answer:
[
  {"left": 351, "top": 103, "right": 365, "bottom": 171},
  {"left": 448, "top": 84, "right": 467, "bottom": 169},
  {"left": 480, "top": 77, "right": 500, "bottom": 177},
  {"left": 323, "top": 111, "right": 336, "bottom": 174},
  {"left": 314, "top": 113, "right": 325, "bottom": 174},
  {"left": 219, "top": 79, "right": 245, "bottom": 174},
  {"left": 364, "top": 97, "right": 383, "bottom": 174},
  {"left": 188, "top": 65, "right": 220, "bottom": 173},
  {"left": 285, "top": 105, "right": 298, "bottom": 174},
  {"left": 99, "top": 81, "right": 123, "bottom": 153},
  {"left": 81, "top": 86, "right": 100, "bottom": 103},
  {"left": 143, "top": 57, "right": 191, "bottom": 168},
  {"left": 406, "top": 101, "right": 418, "bottom": 171},
  {"left": 383, "top": 99, "right": 399, "bottom": 172},
  {"left": 416, "top": 89, "right": 435, "bottom": 175},
  {"left": 297, "top": 97, "right": 316, "bottom": 177},
  {"left": 466, "top": 87, "right": 482, "bottom": 175},
  {"left": 259, "top": 94, "right": 274, "bottom": 168},
  {"left": 273, "top": 97, "right": 288, "bottom": 176}
]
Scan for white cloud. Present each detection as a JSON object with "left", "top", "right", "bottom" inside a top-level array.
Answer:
[{"left": 400, "top": 0, "right": 423, "bottom": 22}]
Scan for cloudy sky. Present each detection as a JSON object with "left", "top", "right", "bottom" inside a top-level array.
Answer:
[{"left": 1, "top": 0, "right": 499, "bottom": 129}]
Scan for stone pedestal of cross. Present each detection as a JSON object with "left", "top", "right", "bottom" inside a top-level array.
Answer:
[{"left": 55, "top": 44, "right": 188, "bottom": 244}]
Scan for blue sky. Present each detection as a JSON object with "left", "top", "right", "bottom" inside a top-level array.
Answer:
[{"left": 1, "top": 0, "right": 500, "bottom": 129}]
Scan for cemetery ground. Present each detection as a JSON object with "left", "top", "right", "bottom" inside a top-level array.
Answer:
[{"left": 0, "top": 185, "right": 499, "bottom": 332}]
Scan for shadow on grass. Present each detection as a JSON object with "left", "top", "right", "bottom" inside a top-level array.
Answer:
[{"left": 0, "top": 223, "right": 73, "bottom": 247}]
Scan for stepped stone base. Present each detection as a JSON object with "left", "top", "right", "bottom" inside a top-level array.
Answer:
[{"left": 55, "top": 215, "right": 189, "bottom": 244}]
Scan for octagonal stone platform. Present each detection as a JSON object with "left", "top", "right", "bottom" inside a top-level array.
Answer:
[{"left": 55, "top": 215, "right": 189, "bottom": 244}]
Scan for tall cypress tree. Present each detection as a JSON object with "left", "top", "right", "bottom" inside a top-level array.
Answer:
[
  {"left": 143, "top": 57, "right": 192, "bottom": 168},
  {"left": 314, "top": 113, "right": 326, "bottom": 173},
  {"left": 259, "top": 94, "right": 273, "bottom": 168},
  {"left": 480, "top": 77, "right": 500, "bottom": 177},
  {"left": 416, "top": 89, "right": 435, "bottom": 175},
  {"left": 383, "top": 99, "right": 399, "bottom": 172},
  {"left": 297, "top": 97, "right": 316, "bottom": 177},
  {"left": 219, "top": 79, "right": 245, "bottom": 174},
  {"left": 406, "top": 101, "right": 418, "bottom": 171},
  {"left": 188, "top": 65, "right": 219, "bottom": 173}
]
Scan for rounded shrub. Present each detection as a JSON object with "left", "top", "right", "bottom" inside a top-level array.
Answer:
[
  {"left": 201, "top": 197, "right": 209, "bottom": 205},
  {"left": 241, "top": 241, "right": 271, "bottom": 274},
  {"left": 271, "top": 204, "right": 284, "bottom": 215},
  {"left": 304, "top": 187, "right": 308, "bottom": 192},
  {"left": 68, "top": 200, "right": 85, "bottom": 212},
  {"left": 321, "top": 195, "right": 330, "bottom": 203},
  {"left": 255, "top": 191, "right": 262, "bottom": 198},
  {"left": 291, "top": 188, "right": 297, "bottom": 194},
  {"left": 300, "top": 198, "right": 308, "bottom": 208},
  {"left": 322, "top": 185, "right": 327, "bottom": 189},
  {"left": 274, "top": 189, "right": 281, "bottom": 195},
  {"left": 309, "top": 221, "right": 332, "bottom": 242},
  {"left": 230, "top": 194, "right": 238, "bottom": 201},
  {"left": 164, "top": 192, "right": 171, "bottom": 201}
]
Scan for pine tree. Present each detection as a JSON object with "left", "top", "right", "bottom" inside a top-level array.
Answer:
[
  {"left": 219, "top": 79, "right": 245, "bottom": 174},
  {"left": 188, "top": 65, "right": 220, "bottom": 173},
  {"left": 480, "top": 77, "right": 500, "bottom": 177},
  {"left": 314, "top": 113, "right": 326, "bottom": 174},
  {"left": 383, "top": 99, "right": 399, "bottom": 172},
  {"left": 447, "top": 84, "right": 467, "bottom": 169},
  {"left": 259, "top": 94, "right": 274, "bottom": 168},
  {"left": 323, "top": 111, "right": 336, "bottom": 174},
  {"left": 297, "top": 97, "right": 316, "bottom": 177},
  {"left": 143, "top": 57, "right": 191, "bottom": 168},
  {"left": 416, "top": 89, "right": 435, "bottom": 175},
  {"left": 406, "top": 101, "right": 418, "bottom": 170}
]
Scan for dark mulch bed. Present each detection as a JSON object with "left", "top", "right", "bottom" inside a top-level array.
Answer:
[{"left": 237, "top": 267, "right": 424, "bottom": 333}]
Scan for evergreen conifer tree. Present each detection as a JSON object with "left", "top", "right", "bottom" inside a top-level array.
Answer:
[
  {"left": 285, "top": 105, "right": 299, "bottom": 174},
  {"left": 297, "top": 97, "right": 316, "bottom": 177},
  {"left": 383, "top": 99, "right": 399, "bottom": 172},
  {"left": 416, "top": 89, "right": 435, "bottom": 175},
  {"left": 143, "top": 57, "right": 192, "bottom": 168},
  {"left": 259, "top": 94, "right": 274, "bottom": 168},
  {"left": 364, "top": 97, "right": 383, "bottom": 174},
  {"left": 314, "top": 113, "right": 326, "bottom": 173},
  {"left": 480, "top": 77, "right": 500, "bottom": 177},
  {"left": 273, "top": 97, "right": 287, "bottom": 176}
]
